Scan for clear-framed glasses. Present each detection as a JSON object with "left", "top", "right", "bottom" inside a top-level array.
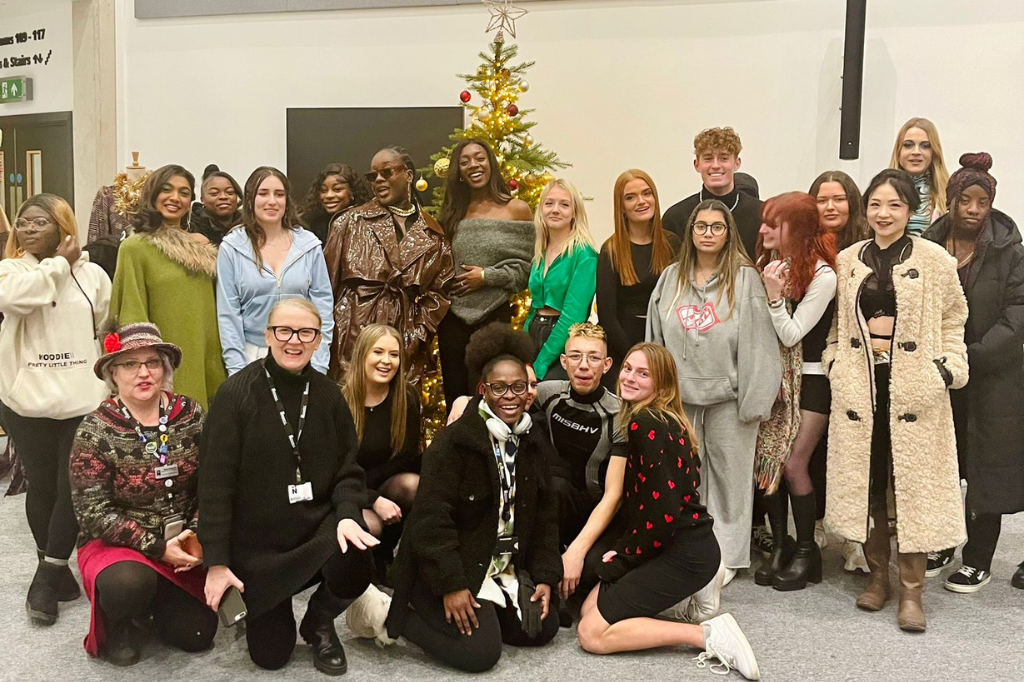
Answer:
[
  {"left": 268, "top": 326, "right": 321, "bottom": 343},
  {"left": 563, "top": 352, "right": 606, "bottom": 366},
  {"left": 14, "top": 217, "right": 52, "bottom": 233},
  {"left": 113, "top": 358, "right": 163, "bottom": 373},
  {"left": 693, "top": 221, "right": 728, "bottom": 236},
  {"left": 483, "top": 381, "right": 529, "bottom": 397}
]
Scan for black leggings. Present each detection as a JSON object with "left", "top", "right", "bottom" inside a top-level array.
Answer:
[
  {"left": 402, "top": 577, "right": 559, "bottom": 673},
  {"left": 245, "top": 547, "right": 374, "bottom": 671},
  {"left": 438, "top": 306, "right": 513, "bottom": 411},
  {"left": 95, "top": 561, "right": 217, "bottom": 652},
  {"left": 1, "top": 405, "right": 82, "bottom": 560}
]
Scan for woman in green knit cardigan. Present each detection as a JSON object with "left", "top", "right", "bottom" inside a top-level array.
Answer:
[{"left": 110, "top": 165, "right": 225, "bottom": 409}]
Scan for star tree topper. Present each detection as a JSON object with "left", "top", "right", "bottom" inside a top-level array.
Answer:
[{"left": 484, "top": 0, "right": 528, "bottom": 42}]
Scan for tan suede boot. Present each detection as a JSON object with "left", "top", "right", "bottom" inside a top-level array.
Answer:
[
  {"left": 856, "top": 502, "right": 891, "bottom": 611},
  {"left": 897, "top": 552, "right": 927, "bottom": 632}
]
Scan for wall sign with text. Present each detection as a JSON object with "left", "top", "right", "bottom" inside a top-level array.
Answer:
[{"left": 0, "top": 28, "right": 52, "bottom": 72}]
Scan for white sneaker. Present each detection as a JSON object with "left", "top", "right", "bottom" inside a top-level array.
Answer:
[
  {"left": 697, "top": 613, "right": 760, "bottom": 680},
  {"left": 345, "top": 584, "right": 396, "bottom": 647},
  {"left": 721, "top": 567, "right": 737, "bottom": 587},
  {"left": 843, "top": 541, "right": 870, "bottom": 574},
  {"left": 658, "top": 597, "right": 691, "bottom": 622},
  {"left": 684, "top": 561, "right": 727, "bottom": 623},
  {"left": 814, "top": 520, "right": 828, "bottom": 549}
]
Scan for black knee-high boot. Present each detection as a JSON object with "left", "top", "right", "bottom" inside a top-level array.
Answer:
[
  {"left": 773, "top": 492, "right": 822, "bottom": 591},
  {"left": 754, "top": 489, "right": 795, "bottom": 586}
]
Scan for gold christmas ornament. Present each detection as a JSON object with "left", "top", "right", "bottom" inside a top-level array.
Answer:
[
  {"left": 111, "top": 171, "right": 150, "bottom": 218},
  {"left": 433, "top": 157, "right": 451, "bottom": 179},
  {"left": 518, "top": 80, "right": 530, "bottom": 93},
  {"left": 484, "top": 0, "right": 528, "bottom": 41},
  {"left": 415, "top": 176, "right": 429, "bottom": 192},
  {"left": 524, "top": 133, "right": 534, "bottom": 146}
]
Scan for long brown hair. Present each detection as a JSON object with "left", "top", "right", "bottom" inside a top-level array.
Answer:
[
  {"left": 756, "top": 192, "right": 837, "bottom": 302},
  {"left": 439, "top": 139, "right": 513, "bottom": 239},
  {"left": 808, "top": 170, "right": 868, "bottom": 251},
  {"left": 131, "top": 164, "right": 195, "bottom": 233},
  {"left": 617, "top": 342, "right": 697, "bottom": 452},
  {"left": 341, "top": 325, "right": 408, "bottom": 456},
  {"left": 605, "top": 169, "right": 675, "bottom": 286},
  {"left": 241, "top": 166, "right": 300, "bottom": 270},
  {"left": 888, "top": 117, "right": 949, "bottom": 217},
  {"left": 672, "top": 199, "right": 752, "bottom": 319},
  {"left": 7, "top": 194, "right": 78, "bottom": 259}
]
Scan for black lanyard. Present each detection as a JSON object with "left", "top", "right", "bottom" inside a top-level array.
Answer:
[
  {"left": 491, "top": 437, "right": 517, "bottom": 524},
  {"left": 264, "top": 368, "right": 310, "bottom": 484}
]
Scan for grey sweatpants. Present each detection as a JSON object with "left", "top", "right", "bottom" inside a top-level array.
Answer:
[{"left": 686, "top": 400, "right": 760, "bottom": 570}]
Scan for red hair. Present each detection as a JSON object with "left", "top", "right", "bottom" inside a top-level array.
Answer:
[{"left": 756, "top": 192, "right": 836, "bottom": 302}]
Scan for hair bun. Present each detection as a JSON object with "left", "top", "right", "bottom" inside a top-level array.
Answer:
[
  {"left": 958, "top": 152, "right": 992, "bottom": 173},
  {"left": 203, "top": 164, "right": 220, "bottom": 178}
]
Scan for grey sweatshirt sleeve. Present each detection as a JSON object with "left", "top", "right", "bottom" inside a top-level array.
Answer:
[
  {"left": 736, "top": 268, "right": 783, "bottom": 423},
  {"left": 482, "top": 256, "right": 530, "bottom": 293},
  {"left": 646, "top": 267, "right": 671, "bottom": 344}
]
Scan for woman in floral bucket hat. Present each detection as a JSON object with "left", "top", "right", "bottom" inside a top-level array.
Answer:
[{"left": 69, "top": 322, "right": 217, "bottom": 667}]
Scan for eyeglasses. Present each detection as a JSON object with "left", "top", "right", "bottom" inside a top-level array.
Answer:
[
  {"left": 564, "top": 352, "right": 606, "bottom": 366},
  {"left": 113, "top": 358, "right": 163, "bottom": 373},
  {"left": 693, "top": 221, "right": 728, "bottom": 236},
  {"left": 483, "top": 381, "right": 529, "bottom": 397},
  {"left": 364, "top": 164, "right": 408, "bottom": 184},
  {"left": 268, "top": 326, "right": 321, "bottom": 343},
  {"left": 14, "top": 217, "right": 52, "bottom": 233}
]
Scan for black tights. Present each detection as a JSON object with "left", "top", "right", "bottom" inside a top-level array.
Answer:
[
  {"left": 245, "top": 547, "right": 374, "bottom": 671},
  {"left": 402, "top": 578, "right": 559, "bottom": 673},
  {"left": 1, "top": 406, "right": 82, "bottom": 560},
  {"left": 95, "top": 561, "right": 217, "bottom": 653},
  {"left": 438, "top": 306, "right": 512, "bottom": 411}
]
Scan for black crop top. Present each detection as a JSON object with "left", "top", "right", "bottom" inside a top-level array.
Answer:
[{"left": 859, "top": 235, "right": 913, "bottom": 329}]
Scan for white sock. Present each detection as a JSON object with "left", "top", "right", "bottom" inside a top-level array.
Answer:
[{"left": 43, "top": 556, "right": 69, "bottom": 567}]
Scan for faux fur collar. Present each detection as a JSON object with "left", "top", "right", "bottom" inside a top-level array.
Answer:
[{"left": 142, "top": 227, "right": 218, "bottom": 278}]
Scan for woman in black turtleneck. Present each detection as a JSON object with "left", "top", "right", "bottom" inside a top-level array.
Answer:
[{"left": 200, "top": 299, "right": 375, "bottom": 674}]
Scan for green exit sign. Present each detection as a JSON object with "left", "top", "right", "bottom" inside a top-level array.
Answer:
[{"left": 0, "top": 76, "right": 32, "bottom": 104}]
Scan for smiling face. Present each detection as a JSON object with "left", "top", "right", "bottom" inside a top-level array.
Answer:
[
  {"left": 622, "top": 178, "right": 655, "bottom": 227},
  {"left": 525, "top": 365, "right": 538, "bottom": 411},
  {"left": 254, "top": 175, "right": 288, "bottom": 226},
  {"left": 155, "top": 175, "right": 193, "bottom": 225},
  {"left": 866, "top": 182, "right": 910, "bottom": 246},
  {"left": 898, "top": 127, "right": 934, "bottom": 177},
  {"left": 319, "top": 174, "right": 352, "bottom": 215},
  {"left": 758, "top": 218, "right": 788, "bottom": 253},
  {"left": 265, "top": 305, "right": 322, "bottom": 373},
  {"left": 956, "top": 184, "right": 992, "bottom": 232},
  {"left": 694, "top": 150, "right": 740, "bottom": 195},
  {"left": 481, "top": 359, "right": 528, "bottom": 426},
  {"left": 364, "top": 332, "right": 401, "bottom": 388},
  {"left": 370, "top": 150, "right": 412, "bottom": 207},
  {"left": 541, "top": 185, "right": 574, "bottom": 232},
  {"left": 691, "top": 208, "right": 729, "bottom": 258},
  {"left": 458, "top": 143, "right": 491, "bottom": 190},
  {"left": 815, "top": 181, "right": 850, "bottom": 233},
  {"left": 618, "top": 350, "right": 654, "bottom": 403},
  {"left": 202, "top": 176, "right": 239, "bottom": 220},
  {"left": 561, "top": 336, "right": 610, "bottom": 395},
  {"left": 15, "top": 205, "right": 61, "bottom": 259},
  {"left": 112, "top": 348, "right": 165, "bottom": 404}
]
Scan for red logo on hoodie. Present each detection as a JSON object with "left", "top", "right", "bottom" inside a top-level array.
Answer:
[{"left": 676, "top": 303, "right": 721, "bottom": 332}]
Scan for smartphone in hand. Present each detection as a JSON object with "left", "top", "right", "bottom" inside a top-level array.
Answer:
[{"left": 218, "top": 586, "right": 247, "bottom": 627}]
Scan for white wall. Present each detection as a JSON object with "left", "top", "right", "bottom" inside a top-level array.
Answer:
[
  {"left": 115, "top": 0, "right": 1024, "bottom": 238},
  {"left": 0, "top": 0, "right": 73, "bottom": 115}
]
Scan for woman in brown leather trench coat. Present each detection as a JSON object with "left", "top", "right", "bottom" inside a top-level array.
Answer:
[{"left": 324, "top": 146, "right": 454, "bottom": 383}]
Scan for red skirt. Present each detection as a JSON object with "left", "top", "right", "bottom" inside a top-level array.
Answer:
[{"left": 76, "top": 539, "right": 208, "bottom": 657}]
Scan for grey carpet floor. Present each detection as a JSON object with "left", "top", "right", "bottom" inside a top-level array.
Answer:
[{"left": 2, "top": 475, "right": 1023, "bottom": 682}]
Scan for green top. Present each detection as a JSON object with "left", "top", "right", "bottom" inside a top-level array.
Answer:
[
  {"left": 110, "top": 233, "right": 226, "bottom": 409},
  {"left": 526, "top": 243, "right": 598, "bottom": 378}
]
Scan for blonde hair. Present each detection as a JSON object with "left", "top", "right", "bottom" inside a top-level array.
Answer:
[
  {"left": 617, "top": 343, "right": 697, "bottom": 452},
  {"left": 672, "top": 200, "right": 753, "bottom": 320},
  {"left": 7, "top": 194, "right": 79, "bottom": 260},
  {"left": 267, "top": 298, "right": 322, "bottom": 327},
  {"left": 341, "top": 325, "right": 408, "bottom": 456},
  {"left": 567, "top": 322, "right": 606, "bottom": 343},
  {"left": 888, "top": 117, "right": 949, "bottom": 217},
  {"left": 606, "top": 170, "right": 675, "bottom": 286},
  {"left": 533, "top": 178, "right": 596, "bottom": 263}
]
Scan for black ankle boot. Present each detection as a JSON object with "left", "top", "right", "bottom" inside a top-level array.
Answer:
[
  {"left": 773, "top": 492, "right": 822, "bottom": 591},
  {"left": 51, "top": 563, "right": 81, "bottom": 602},
  {"left": 103, "top": 619, "right": 141, "bottom": 667},
  {"left": 299, "top": 586, "right": 349, "bottom": 676},
  {"left": 754, "top": 491, "right": 794, "bottom": 586},
  {"left": 26, "top": 562, "right": 59, "bottom": 625}
]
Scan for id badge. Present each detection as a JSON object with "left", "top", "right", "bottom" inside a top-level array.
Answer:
[
  {"left": 163, "top": 514, "right": 184, "bottom": 540},
  {"left": 155, "top": 464, "right": 179, "bottom": 480},
  {"left": 288, "top": 482, "right": 314, "bottom": 504}
]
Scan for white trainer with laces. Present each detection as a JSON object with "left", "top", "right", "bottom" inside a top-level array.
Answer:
[
  {"left": 696, "top": 613, "right": 760, "bottom": 680},
  {"left": 684, "top": 561, "right": 727, "bottom": 623},
  {"left": 345, "top": 584, "right": 396, "bottom": 647}
]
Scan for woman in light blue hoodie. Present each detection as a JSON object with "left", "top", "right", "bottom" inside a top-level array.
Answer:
[
  {"left": 217, "top": 167, "right": 334, "bottom": 375},
  {"left": 647, "top": 199, "right": 781, "bottom": 581}
]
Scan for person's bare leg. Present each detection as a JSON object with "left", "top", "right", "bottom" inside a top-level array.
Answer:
[
  {"left": 577, "top": 604, "right": 704, "bottom": 654},
  {"left": 362, "top": 508, "right": 384, "bottom": 538},
  {"left": 783, "top": 411, "right": 828, "bottom": 496}
]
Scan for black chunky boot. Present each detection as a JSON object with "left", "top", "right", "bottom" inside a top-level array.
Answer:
[
  {"left": 773, "top": 492, "right": 822, "bottom": 591},
  {"left": 754, "top": 490, "right": 794, "bottom": 586},
  {"left": 299, "top": 584, "right": 349, "bottom": 676}
]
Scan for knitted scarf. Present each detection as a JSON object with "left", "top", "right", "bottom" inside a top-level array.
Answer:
[{"left": 754, "top": 300, "right": 802, "bottom": 494}]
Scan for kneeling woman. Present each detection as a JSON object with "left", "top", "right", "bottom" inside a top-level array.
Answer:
[
  {"left": 71, "top": 323, "right": 216, "bottom": 666},
  {"left": 379, "top": 325, "right": 563, "bottom": 672},
  {"left": 575, "top": 344, "right": 759, "bottom": 680},
  {"left": 200, "top": 299, "right": 376, "bottom": 674}
]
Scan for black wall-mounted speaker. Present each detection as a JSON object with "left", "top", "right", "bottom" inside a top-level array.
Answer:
[{"left": 839, "top": 0, "right": 867, "bottom": 160}]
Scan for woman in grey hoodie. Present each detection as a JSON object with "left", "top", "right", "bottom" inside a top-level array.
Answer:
[{"left": 647, "top": 200, "right": 781, "bottom": 579}]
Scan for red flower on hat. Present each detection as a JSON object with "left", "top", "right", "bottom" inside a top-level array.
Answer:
[{"left": 103, "top": 333, "right": 121, "bottom": 354}]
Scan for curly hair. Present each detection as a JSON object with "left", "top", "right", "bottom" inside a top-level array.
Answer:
[
  {"left": 693, "top": 127, "right": 743, "bottom": 158},
  {"left": 300, "top": 163, "right": 373, "bottom": 226},
  {"left": 465, "top": 322, "right": 535, "bottom": 386}
]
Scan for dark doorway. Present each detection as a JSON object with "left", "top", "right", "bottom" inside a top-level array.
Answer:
[
  {"left": 286, "top": 107, "right": 463, "bottom": 207},
  {"left": 0, "top": 111, "right": 74, "bottom": 223}
]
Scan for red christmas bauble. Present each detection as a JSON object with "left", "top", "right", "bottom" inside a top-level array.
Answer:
[
  {"left": 506, "top": 104, "right": 519, "bottom": 117},
  {"left": 508, "top": 179, "right": 519, "bottom": 191},
  {"left": 460, "top": 91, "right": 471, "bottom": 103}
]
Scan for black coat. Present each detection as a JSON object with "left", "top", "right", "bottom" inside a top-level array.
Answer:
[
  {"left": 385, "top": 402, "right": 562, "bottom": 637},
  {"left": 924, "top": 210, "right": 1024, "bottom": 515}
]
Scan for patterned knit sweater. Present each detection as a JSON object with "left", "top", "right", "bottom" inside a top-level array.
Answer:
[{"left": 70, "top": 393, "right": 204, "bottom": 560}]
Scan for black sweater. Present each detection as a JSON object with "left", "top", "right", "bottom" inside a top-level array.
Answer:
[
  {"left": 198, "top": 354, "right": 367, "bottom": 617},
  {"left": 662, "top": 187, "right": 762, "bottom": 259},
  {"left": 357, "top": 387, "right": 422, "bottom": 505}
]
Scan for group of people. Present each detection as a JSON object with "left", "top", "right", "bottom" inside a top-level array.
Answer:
[{"left": 0, "top": 116, "right": 1020, "bottom": 679}]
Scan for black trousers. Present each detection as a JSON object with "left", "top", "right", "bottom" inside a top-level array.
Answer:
[
  {"left": 402, "top": 577, "right": 559, "bottom": 673},
  {"left": 246, "top": 547, "right": 374, "bottom": 671},
  {"left": 95, "top": 561, "right": 218, "bottom": 653},
  {"left": 962, "top": 512, "right": 1003, "bottom": 572},
  {"left": 1, "top": 405, "right": 82, "bottom": 560},
  {"left": 549, "top": 474, "right": 626, "bottom": 598},
  {"left": 869, "top": 363, "right": 893, "bottom": 498},
  {"left": 438, "top": 306, "right": 513, "bottom": 412}
]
